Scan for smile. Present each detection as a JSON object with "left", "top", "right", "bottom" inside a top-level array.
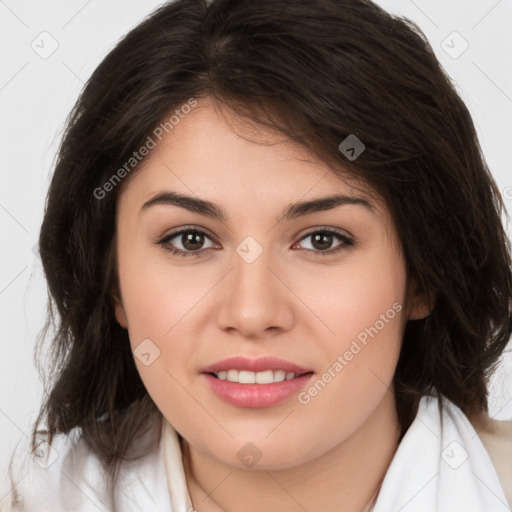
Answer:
[{"left": 211, "top": 369, "right": 308, "bottom": 384}]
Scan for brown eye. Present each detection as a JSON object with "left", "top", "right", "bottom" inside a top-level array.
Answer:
[
  {"left": 310, "top": 232, "right": 335, "bottom": 251},
  {"left": 295, "top": 229, "right": 354, "bottom": 256},
  {"left": 157, "top": 228, "right": 217, "bottom": 258},
  {"left": 180, "top": 231, "right": 206, "bottom": 251}
]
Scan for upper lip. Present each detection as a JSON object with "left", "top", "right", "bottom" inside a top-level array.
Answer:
[{"left": 201, "top": 356, "right": 313, "bottom": 375}]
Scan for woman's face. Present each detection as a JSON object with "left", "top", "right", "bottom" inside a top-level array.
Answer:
[{"left": 114, "top": 98, "right": 427, "bottom": 470}]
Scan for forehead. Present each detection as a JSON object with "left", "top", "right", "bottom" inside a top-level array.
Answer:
[{"left": 118, "top": 99, "right": 380, "bottom": 213}]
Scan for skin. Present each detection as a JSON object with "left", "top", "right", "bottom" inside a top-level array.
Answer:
[{"left": 114, "top": 97, "right": 431, "bottom": 512}]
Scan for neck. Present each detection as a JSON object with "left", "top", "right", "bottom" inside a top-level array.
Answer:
[{"left": 181, "top": 391, "right": 401, "bottom": 512}]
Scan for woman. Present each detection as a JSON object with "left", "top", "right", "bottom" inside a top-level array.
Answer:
[{"left": 5, "top": 0, "right": 512, "bottom": 511}]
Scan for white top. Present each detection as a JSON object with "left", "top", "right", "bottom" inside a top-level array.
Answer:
[{"left": 2, "top": 395, "right": 511, "bottom": 511}]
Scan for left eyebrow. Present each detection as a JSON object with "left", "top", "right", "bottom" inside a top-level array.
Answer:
[
  {"left": 276, "top": 194, "right": 375, "bottom": 222},
  {"left": 139, "top": 191, "right": 375, "bottom": 223}
]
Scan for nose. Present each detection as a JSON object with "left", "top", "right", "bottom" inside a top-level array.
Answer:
[{"left": 215, "top": 241, "right": 295, "bottom": 339}]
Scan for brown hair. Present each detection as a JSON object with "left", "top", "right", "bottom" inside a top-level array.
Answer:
[{"left": 13, "top": 0, "right": 512, "bottom": 509}]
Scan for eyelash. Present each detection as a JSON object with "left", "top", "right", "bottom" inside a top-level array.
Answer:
[{"left": 156, "top": 226, "right": 354, "bottom": 259}]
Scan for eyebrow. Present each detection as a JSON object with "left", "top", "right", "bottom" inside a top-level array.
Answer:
[{"left": 140, "top": 190, "right": 374, "bottom": 223}]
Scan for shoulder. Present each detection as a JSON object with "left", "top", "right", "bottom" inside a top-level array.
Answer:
[
  {"left": 471, "top": 415, "right": 512, "bottom": 507},
  {"left": 2, "top": 423, "right": 170, "bottom": 512},
  {"left": 2, "top": 429, "right": 110, "bottom": 512}
]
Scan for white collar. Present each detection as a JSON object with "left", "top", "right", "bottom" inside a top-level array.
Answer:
[
  {"left": 373, "top": 395, "right": 509, "bottom": 511},
  {"left": 163, "top": 419, "right": 194, "bottom": 512},
  {"left": 162, "top": 395, "right": 510, "bottom": 512}
]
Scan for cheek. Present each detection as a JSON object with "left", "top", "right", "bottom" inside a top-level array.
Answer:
[
  {"left": 117, "top": 239, "right": 205, "bottom": 342},
  {"left": 116, "top": 243, "right": 212, "bottom": 406},
  {"left": 293, "top": 238, "right": 406, "bottom": 350},
  {"left": 292, "top": 241, "right": 406, "bottom": 409}
]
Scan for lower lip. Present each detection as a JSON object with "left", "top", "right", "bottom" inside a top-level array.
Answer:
[{"left": 201, "top": 372, "right": 314, "bottom": 408}]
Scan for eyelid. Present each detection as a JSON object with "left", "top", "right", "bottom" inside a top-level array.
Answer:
[
  {"left": 158, "top": 224, "right": 218, "bottom": 242},
  {"left": 295, "top": 225, "right": 354, "bottom": 241}
]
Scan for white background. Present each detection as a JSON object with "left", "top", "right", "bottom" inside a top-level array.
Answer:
[{"left": 1, "top": 0, "right": 511, "bottom": 500}]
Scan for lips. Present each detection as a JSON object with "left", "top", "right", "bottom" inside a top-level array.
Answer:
[
  {"left": 201, "top": 356, "right": 313, "bottom": 375},
  {"left": 201, "top": 356, "right": 315, "bottom": 407},
  {"left": 202, "top": 372, "right": 315, "bottom": 408}
]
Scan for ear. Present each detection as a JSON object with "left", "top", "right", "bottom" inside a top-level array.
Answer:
[
  {"left": 113, "top": 294, "right": 128, "bottom": 328},
  {"left": 406, "top": 279, "right": 436, "bottom": 320}
]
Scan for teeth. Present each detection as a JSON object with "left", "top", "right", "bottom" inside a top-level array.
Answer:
[
  {"left": 227, "top": 369, "right": 238, "bottom": 382},
  {"left": 214, "top": 369, "right": 301, "bottom": 384},
  {"left": 256, "top": 370, "right": 274, "bottom": 383}
]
